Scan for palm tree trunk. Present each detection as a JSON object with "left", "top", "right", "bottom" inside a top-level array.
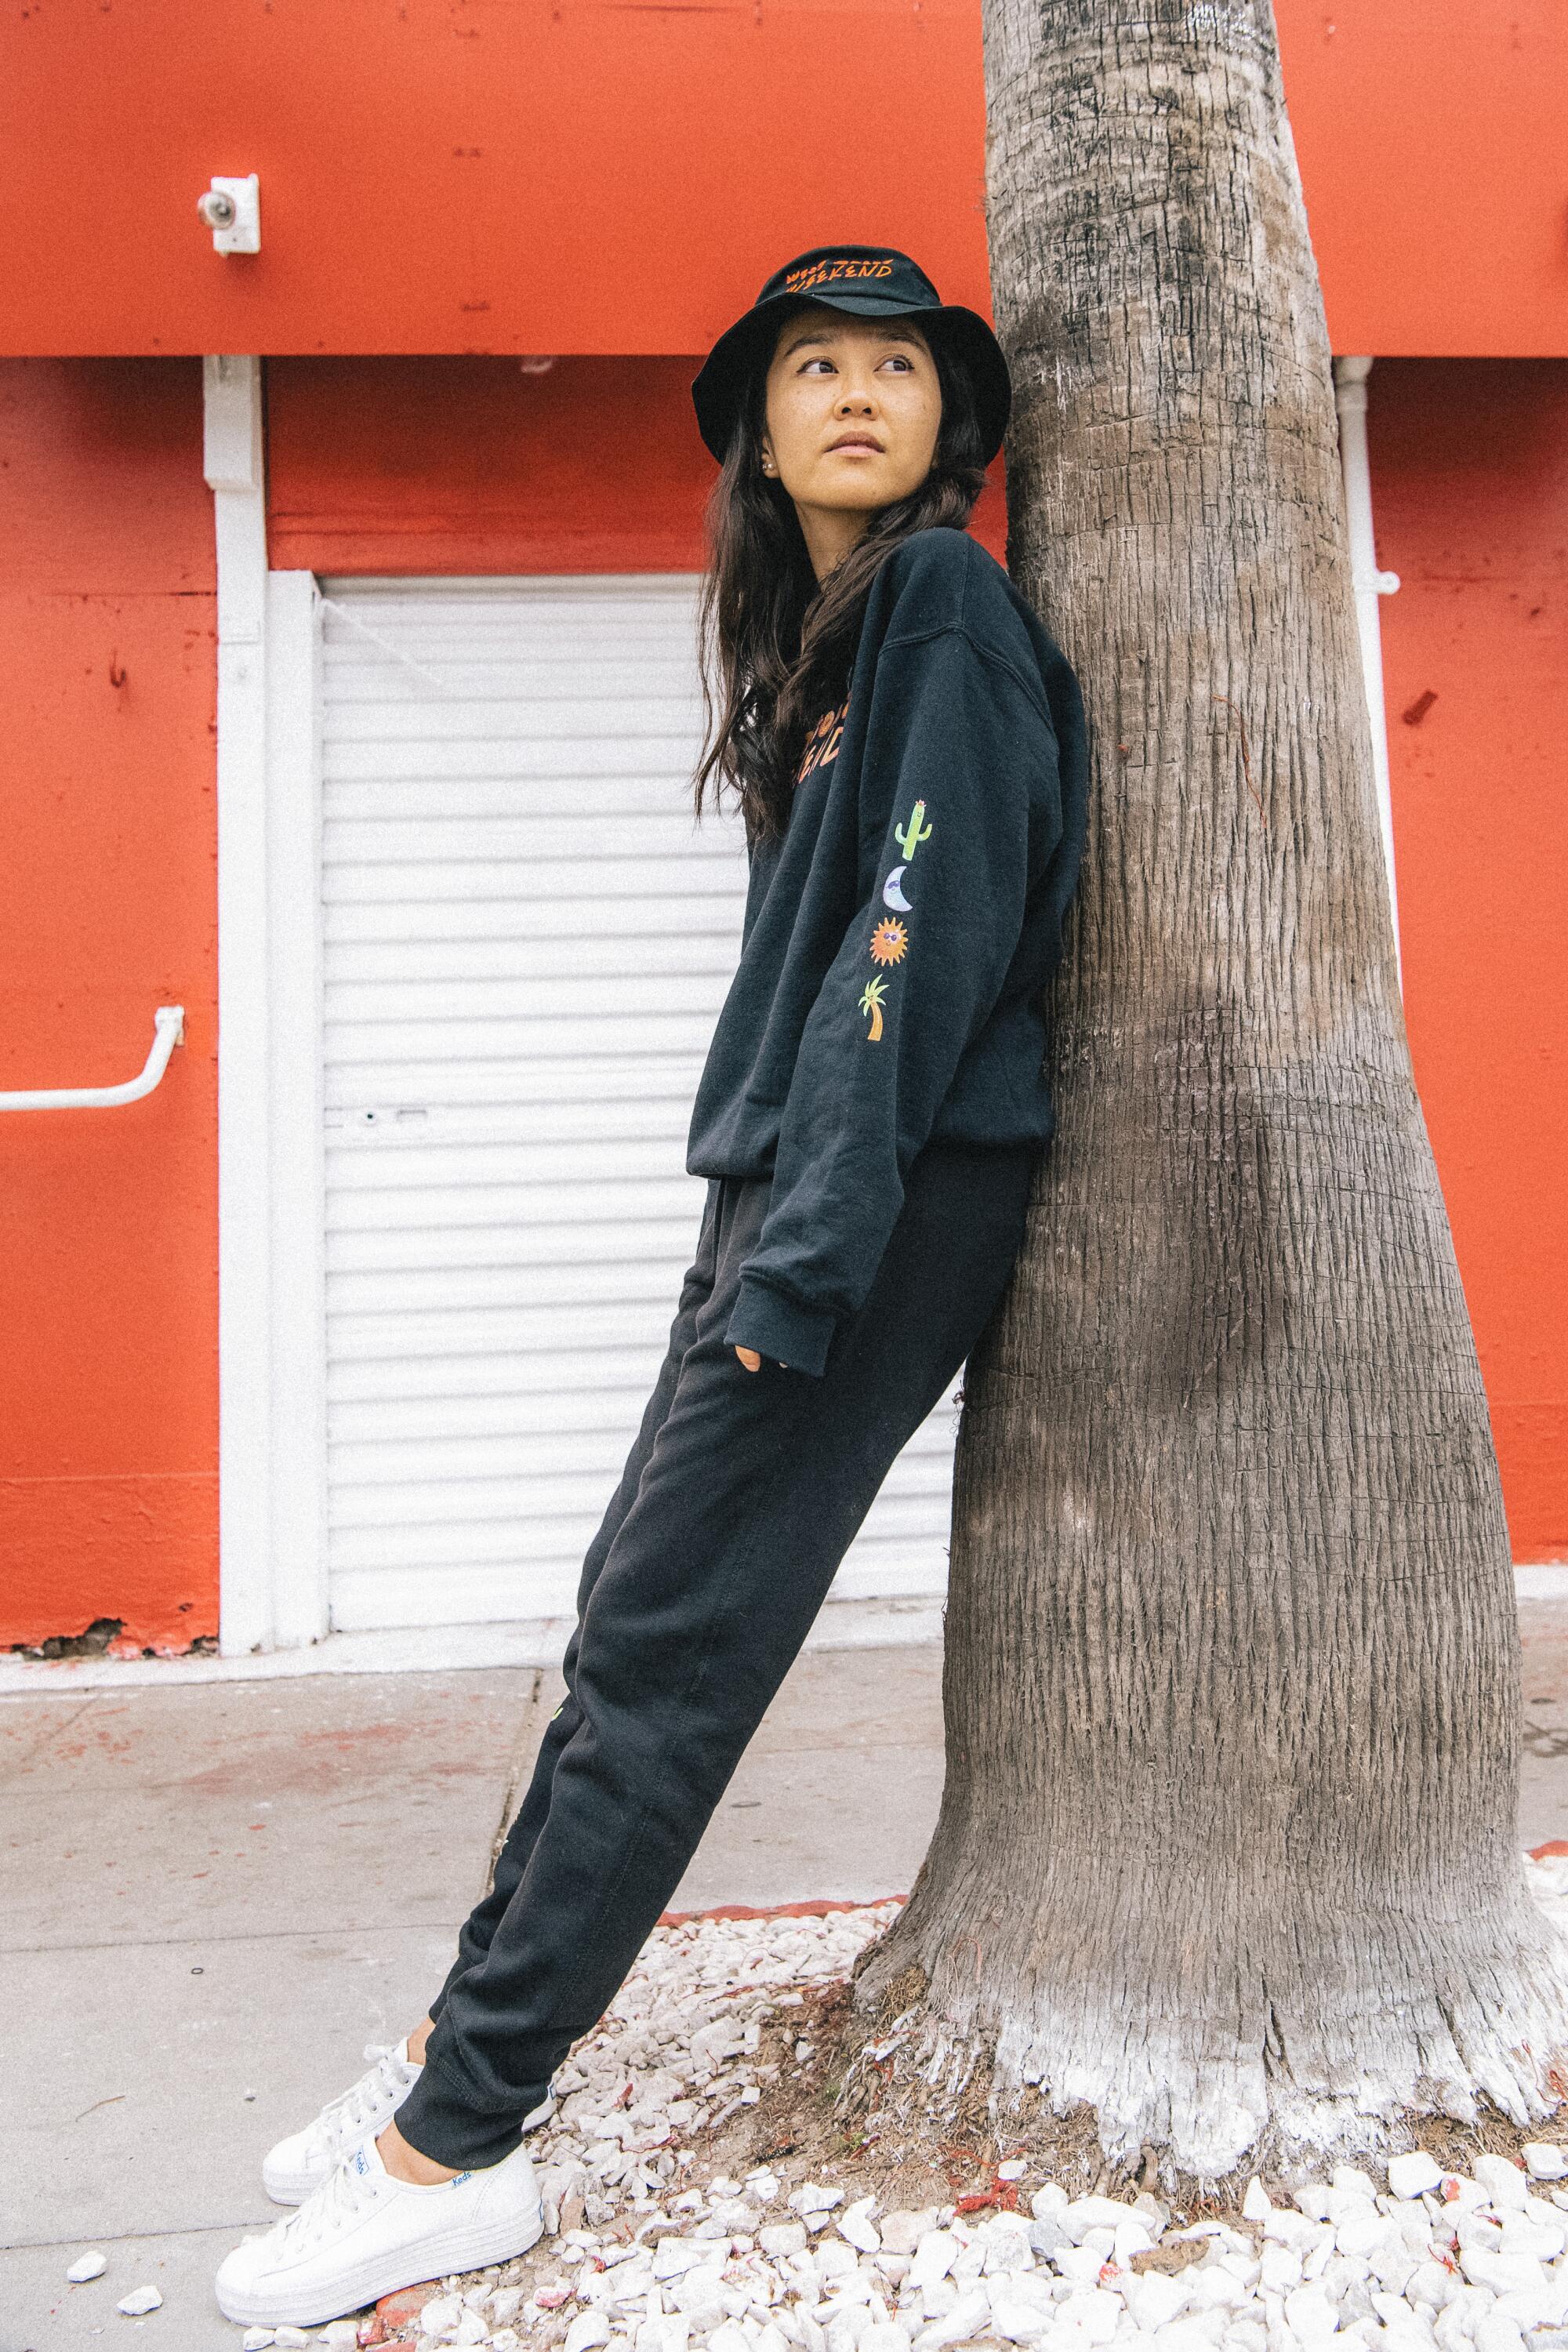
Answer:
[{"left": 853, "top": 0, "right": 1568, "bottom": 2180}]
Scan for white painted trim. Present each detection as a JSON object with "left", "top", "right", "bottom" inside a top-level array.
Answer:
[
  {"left": 265, "top": 572, "right": 329, "bottom": 1649},
  {"left": 205, "top": 354, "right": 329, "bottom": 1657},
  {"left": 1333, "top": 355, "right": 1403, "bottom": 994},
  {"left": 208, "top": 354, "right": 271, "bottom": 1657},
  {"left": 0, "top": 1595, "right": 946, "bottom": 1696}
]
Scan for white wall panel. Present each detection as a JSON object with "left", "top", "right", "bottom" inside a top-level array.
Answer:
[{"left": 320, "top": 576, "right": 961, "bottom": 1632}]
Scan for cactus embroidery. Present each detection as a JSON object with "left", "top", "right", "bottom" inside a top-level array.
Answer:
[
  {"left": 894, "top": 798, "right": 933, "bottom": 860},
  {"left": 859, "top": 978, "right": 889, "bottom": 1041},
  {"left": 869, "top": 916, "right": 909, "bottom": 966}
]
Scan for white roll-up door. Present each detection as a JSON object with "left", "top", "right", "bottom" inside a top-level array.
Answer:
[{"left": 320, "top": 575, "right": 963, "bottom": 1634}]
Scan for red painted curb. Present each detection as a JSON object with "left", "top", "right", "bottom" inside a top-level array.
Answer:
[{"left": 658, "top": 1895, "right": 908, "bottom": 1926}]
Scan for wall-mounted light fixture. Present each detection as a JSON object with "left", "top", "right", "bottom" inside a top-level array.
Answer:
[{"left": 198, "top": 175, "right": 261, "bottom": 255}]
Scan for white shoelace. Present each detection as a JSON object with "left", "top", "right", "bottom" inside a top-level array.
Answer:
[
  {"left": 314, "top": 2041, "right": 416, "bottom": 2152},
  {"left": 271, "top": 2151, "right": 387, "bottom": 2256}
]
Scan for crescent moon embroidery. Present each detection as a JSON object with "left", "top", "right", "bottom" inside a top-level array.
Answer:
[{"left": 882, "top": 866, "right": 913, "bottom": 911}]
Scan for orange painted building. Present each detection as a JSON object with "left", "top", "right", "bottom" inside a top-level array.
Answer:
[{"left": 0, "top": 2, "right": 1563, "bottom": 1657}]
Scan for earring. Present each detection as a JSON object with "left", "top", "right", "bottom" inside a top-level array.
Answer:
[{"left": 761, "top": 457, "right": 775, "bottom": 476}]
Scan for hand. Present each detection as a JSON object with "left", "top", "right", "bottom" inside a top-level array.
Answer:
[{"left": 734, "top": 1347, "right": 789, "bottom": 1372}]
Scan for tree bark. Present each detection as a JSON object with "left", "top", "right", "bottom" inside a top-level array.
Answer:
[{"left": 854, "top": 0, "right": 1568, "bottom": 2182}]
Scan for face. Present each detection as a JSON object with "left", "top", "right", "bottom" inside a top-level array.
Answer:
[{"left": 759, "top": 303, "right": 942, "bottom": 519}]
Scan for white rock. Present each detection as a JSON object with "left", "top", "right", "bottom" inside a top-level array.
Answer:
[
  {"left": 1145, "top": 2322, "right": 1215, "bottom": 2352},
  {"left": 241, "top": 2334, "right": 275, "bottom": 2352},
  {"left": 985, "top": 2285, "right": 1051, "bottom": 2343},
  {"left": 564, "top": 2312, "right": 614, "bottom": 2352},
  {"left": 996, "top": 2161, "right": 1027, "bottom": 2184},
  {"left": 1524, "top": 2143, "right": 1568, "bottom": 2181},
  {"left": 1054, "top": 2286, "right": 1120, "bottom": 2345},
  {"left": 1259, "top": 2241, "right": 1303, "bottom": 2294},
  {"left": 858, "top": 2328, "right": 906, "bottom": 2352},
  {"left": 422, "top": 2296, "right": 465, "bottom": 2336},
  {"left": 1029, "top": 2185, "right": 1067, "bottom": 2222},
  {"left": 1283, "top": 2283, "right": 1339, "bottom": 2346},
  {"left": 907, "top": 2234, "right": 956, "bottom": 2292},
  {"left": 324, "top": 2328, "right": 361, "bottom": 2348},
  {"left": 115, "top": 2286, "right": 163, "bottom": 2317},
  {"left": 1388, "top": 2152, "right": 1446, "bottom": 2200},
  {"left": 67, "top": 2251, "right": 108, "bottom": 2283},
  {"left": 1405, "top": 2259, "right": 1459, "bottom": 2310},
  {"left": 876, "top": 2212, "right": 929, "bottom": 2258},
  {"left": 1058, "top": 2196, "right": 1136, "bottom": 2245},
  {"left": 492, "top": 2288, "right": 525, "bottom": 2325},
  {"left": 274, "top": 2332, "right": 311, "bottom": 2350},
  {"left": 1120, "top": 2270, "right": 1188, "bottom": 2331},
  {"left": 1474, "top": 2154, "right": 1530, "bottom": 2212},
  {"left": 792, "top": 2184, "right": 846, "bottom": 2220},
  {"left": 1336, "top": 2206, "right": 1395, "bottom": 2259},
  {"left": 710, "top": 2325, "right": 753, "bottom": 2352},
  {"left": 1241, "top": 2176, "right": 1272, "bottom": 2222},
  {"left": 1472, "top": 2315, "right": 1529, "bottom": 2352},
  {"left": 979, "top": 2216, "right": 1035, "bottom": 2274},
  {"left": 453, "top": 2314, "right": 490, "bottom": 2348},
  {"left": 912, "top": 2284, "right": 990, "bottom": 2351},
  {"left": 840, "top": 2201, "right": 881, "bottom": 2254},
  {"left": 1054, "top": 2243, "right": 1109, "bottom": 2285}
]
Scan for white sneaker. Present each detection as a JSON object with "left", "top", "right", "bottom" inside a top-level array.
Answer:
[
  {"left": 216, "top": 2133, "right": 543, "bottom": 2327},
  {"left": 263, "top": 2039, "right": 554, "bottom": 2205},
  {"left": 262, "top": 2040, "right": 420, "bottom": 2205}
]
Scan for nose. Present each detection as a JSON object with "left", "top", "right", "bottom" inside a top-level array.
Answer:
[{"left": 835, "top": 370, "right": 877, "bottom": 413}]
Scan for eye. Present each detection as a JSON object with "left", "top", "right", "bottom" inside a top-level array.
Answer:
[{"left": 799, "top": 355, "right": 836, "bottom": 376}]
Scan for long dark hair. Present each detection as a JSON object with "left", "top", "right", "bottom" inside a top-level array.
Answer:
[{"left": 693, "top": 321, "right": 989, "bottom": 844}]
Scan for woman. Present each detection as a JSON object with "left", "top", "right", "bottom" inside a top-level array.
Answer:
[{"left": 215, "top": 243, "right": 1088, "bottom": 2328}]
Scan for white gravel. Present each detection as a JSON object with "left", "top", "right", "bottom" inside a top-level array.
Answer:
[{"left": 273, "top": 1854, "right": 1568, "bottom": 2351}]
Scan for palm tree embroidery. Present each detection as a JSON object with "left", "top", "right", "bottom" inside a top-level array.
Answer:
[{"left": 859, "top": 978, "right": 889, "bottom": 1042}]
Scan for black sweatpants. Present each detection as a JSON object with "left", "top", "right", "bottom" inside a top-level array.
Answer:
[{"left": 395, "top": 1135, "right": 1037, "bottom": 2170}]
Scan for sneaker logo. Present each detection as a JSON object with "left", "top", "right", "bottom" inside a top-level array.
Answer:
[
  {"left": 452, "top": 2170, "right": 473, "bottom": 2187},
  {"left": 351, "top": 2144, "right": 372, "bottom": 2178}
]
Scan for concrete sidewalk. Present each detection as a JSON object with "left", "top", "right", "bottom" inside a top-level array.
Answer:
[
  {"left": 7, "top": 1603, "right": 1568, "bottom": 2352},
  {"left": 0, "top": 1642, "right": 944, "bottom": 2352}
]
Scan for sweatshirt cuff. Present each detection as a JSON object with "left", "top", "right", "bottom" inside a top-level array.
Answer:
[{"left": 724, "top": 1275, "right": 838, "bottom": 1379}]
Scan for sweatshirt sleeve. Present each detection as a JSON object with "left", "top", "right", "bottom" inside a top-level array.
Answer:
[{"left": 723, "top": 626, "right": 1061, "bottom": 1377}]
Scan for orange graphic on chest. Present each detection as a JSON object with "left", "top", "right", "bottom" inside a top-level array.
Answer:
[
  {"left": 796, "top": 699, "right": 848, "bottom": 783},
  {"left": 868, "top": 917, "right": 909, "bottom": 966}
]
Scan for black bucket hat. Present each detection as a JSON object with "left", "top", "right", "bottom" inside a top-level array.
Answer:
[{"left": 691, "top": 243, "right": 1012, "bottom": 468}]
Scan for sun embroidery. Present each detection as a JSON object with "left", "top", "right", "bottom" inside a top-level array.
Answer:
[
  {"left": 860, "top": 978, "right": 889, "bottom": 1041},
  {"left": 868, "top": 916, "right": 909, "bottom": 967}
]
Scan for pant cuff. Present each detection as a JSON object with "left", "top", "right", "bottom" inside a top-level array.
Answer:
[{"left": 395, "top": 2054, "right": 545, "bottom": 2172}]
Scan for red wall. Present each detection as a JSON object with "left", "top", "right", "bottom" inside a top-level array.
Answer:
[
  {"left": 1374, "top": 361, "right": 1568, "bottom": 1563},
  {"left": 266, "top": 358, "right": 1009, "bottom": 575},
  {"left": 0, "top": 361, "right": 220, "bottom": 1652},
  {"left": 2, "top": 1, "right": 1564, "bottom": 360},
  {"left": 1, "top": 353, "right": 1562, "bottom": 1654}
]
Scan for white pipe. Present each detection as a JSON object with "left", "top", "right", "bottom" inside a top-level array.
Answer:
[
  {"left": 1333, "top": 354, "right": 1403, "bottom": 994},
  {"left": 0, "top": 1006, "right": 184, "bottom": 1111}
]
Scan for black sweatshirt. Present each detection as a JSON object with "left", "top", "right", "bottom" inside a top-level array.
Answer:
[{"left": 686, "top": 525, "right": 1089, "bottom": 1377}]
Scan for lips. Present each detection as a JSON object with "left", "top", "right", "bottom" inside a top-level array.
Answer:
[{"left": 827, "top": 434, "right": 884, "bottom": 453}]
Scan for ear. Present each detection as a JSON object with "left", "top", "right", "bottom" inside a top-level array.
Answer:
[{"left": 758, "top": 433, "right": 778, "bottom": 479}]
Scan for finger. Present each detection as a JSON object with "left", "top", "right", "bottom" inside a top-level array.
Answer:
[{"left": 735, "top": 1346, "right": 762, "bottom": 1372}]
